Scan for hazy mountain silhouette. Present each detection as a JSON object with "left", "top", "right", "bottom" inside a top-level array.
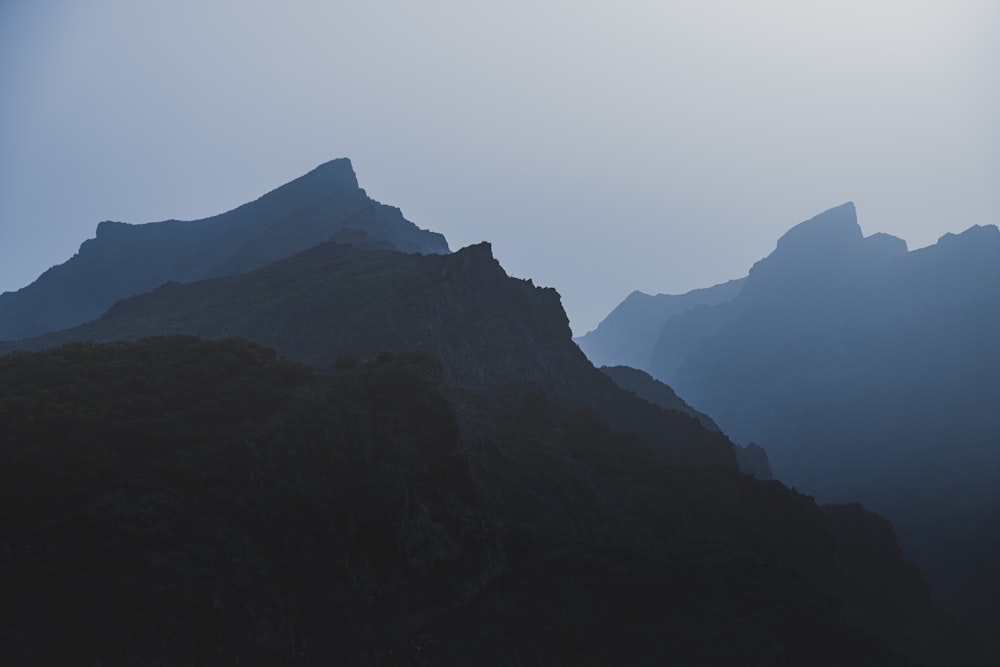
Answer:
[
  {"left": 577, "top": 278, "right": 745, "bottom": 370},
  {"left": 0, "top": 159, "right": 448, "bottom": 342},
  {"left": 584, "top": 202, "right": 1000, "bottom": 629},
  {"left": 1, "top": 336, "right": 980, "bottom": 665},
  {"left": 659, "top": 205, "right": 1000, "bottom": 516}
]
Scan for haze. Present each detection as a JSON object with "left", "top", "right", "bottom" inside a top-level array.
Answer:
[{"left": 1, "top": 1, "right": 997, "bottom": 334}]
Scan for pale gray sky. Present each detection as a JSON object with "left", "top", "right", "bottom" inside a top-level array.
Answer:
[{"left": 2, "top": 1, "right": 997, "bottom": 334}]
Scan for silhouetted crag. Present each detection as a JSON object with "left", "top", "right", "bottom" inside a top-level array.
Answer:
[
  {"left": 0, "top": 159, "right": 449, "bottom": 341},
  {"left": 0, "top": 337, "right": 956, "bottom": 665}
]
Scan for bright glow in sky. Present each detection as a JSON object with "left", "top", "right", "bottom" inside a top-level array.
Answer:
[{"left": 1, "top": 1, "right": 997, "bottom": 334}]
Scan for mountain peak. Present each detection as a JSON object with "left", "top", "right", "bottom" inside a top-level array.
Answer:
[
  {"left": 0, "top": 157, "right": 448, "bottom": 341},
  {"left": 305, "top": 158, "right": 359, "bottom": 189},
  {"left": 774, "top": 202, "right": 861, "bottom": 254},
  {"left": 742, "top": 203, "right": 899, "bottom": 301}
]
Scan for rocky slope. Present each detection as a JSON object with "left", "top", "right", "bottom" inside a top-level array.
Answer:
[
  {"left": 601, "top": 364, "right": 723, "bottom": 432},
  {"left": 0, "top": 336, "right": 966, "bottom": 665},
  {"left": 599, "top": 364, "right": 773, "bottom": 480},
  {"left": 0, "top": 241, "right": 739, "bottom": 470},
  {"left": 0, "top": 159, "right": 448, "bottom": 342}
]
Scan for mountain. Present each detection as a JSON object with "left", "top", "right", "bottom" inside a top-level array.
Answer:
[
  {"left": 599, "top": 364, "right": 773, "bottom": 479},
  {"left": 1, "top": 336, "right": 976, "bottom": 665},
  {"left": 1, "top": 173, "right": 986, "bottom": 661},
  {"left": 600, "top": 364, "right": 722, "bottom": 432},
  {"left": 583, "top": 202, "right": 1000, "bottom": 629},
  {"left": 0, "top": 241, "right": 739, "bottom": 470},
  {"left": 576, "top": 278, "right": 745, "bottom": 370},
  {"left": 659, "top": 205, "right": 1000, "bottom": 516},
  {"left": 0, "top": 159, "right": 449, "bottom": 342}
]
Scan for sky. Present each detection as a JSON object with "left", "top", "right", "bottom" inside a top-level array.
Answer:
[{"left": 1, "top": 1, "right": 997, "bottom": 335}]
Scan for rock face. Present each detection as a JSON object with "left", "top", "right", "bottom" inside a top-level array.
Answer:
[
  {"left": 0, "top": 337, "right": 968, "bottom": 665},
  {"left": 0, "top": 159, "right": 449, "bottom": 342}
]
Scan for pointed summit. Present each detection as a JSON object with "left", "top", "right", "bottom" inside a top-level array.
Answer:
[
  {"left": 774, "top": 202, "right": 861, "bottom": 254},
  {"left": 309, "top": 157, "right": 360, "bottom": 188},
  {"left": 743, "top": 203, "right": 904, "bottom": 301}
]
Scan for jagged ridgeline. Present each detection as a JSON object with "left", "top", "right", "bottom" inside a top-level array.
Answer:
[{"left": 0, "top": 159, "right": 448, "bottom": 342}]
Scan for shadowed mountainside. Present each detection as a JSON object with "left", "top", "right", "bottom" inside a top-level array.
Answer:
[
  {"left": 0, "top": 159, "right": 448, "bottom": 342},
  {"left": 599, "top": 364, "right": 773, "bottom": 480},
  {"left": 0, "top": 241, "right": 739, "bottom": 470},
  {"left": 1, "top": 336, "right": 980, "bottom": 665}
]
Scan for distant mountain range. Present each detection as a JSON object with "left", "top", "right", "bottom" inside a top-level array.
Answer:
[
  {"left": 583, "top": 202, "right": 1000, "bottom": 512},
  {"left": 579, "top": 202, "right": 1000, "bottom": 631},
  {"left": 580, "top": 278, "right": 745, "bottom": 371},
  {"left": 0, "top": 159, "right": 448, "bottom": 342},
  {"left": 0, "top": 163, "right": 991, "bottom": 663}
]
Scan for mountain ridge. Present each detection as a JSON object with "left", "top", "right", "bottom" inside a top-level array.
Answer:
[
  {"left": 581, "top": 202, "right": 1000, "bottom": 640},
  {"left": 0, "top": 158, "right": 448, "bottom": 342},
  {"left": 0, "top": 240, "right": 740, "bottom": 470}
]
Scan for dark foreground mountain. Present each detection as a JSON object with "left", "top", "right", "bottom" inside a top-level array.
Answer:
[
  {"left": 0, "top": 337, "right": 981, "bottom": 665},
  {"left": 0, "top": 241, "right": 739, "bottom": 470},
  {"left": 0, "top": 159, "right": 448, "bottom": 342},
  {"left": 599, "top": 364, "right": 772, "bottom": 480},
  {"left": 582, "top": 202, "right": 1000, "bottom": 633}
]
